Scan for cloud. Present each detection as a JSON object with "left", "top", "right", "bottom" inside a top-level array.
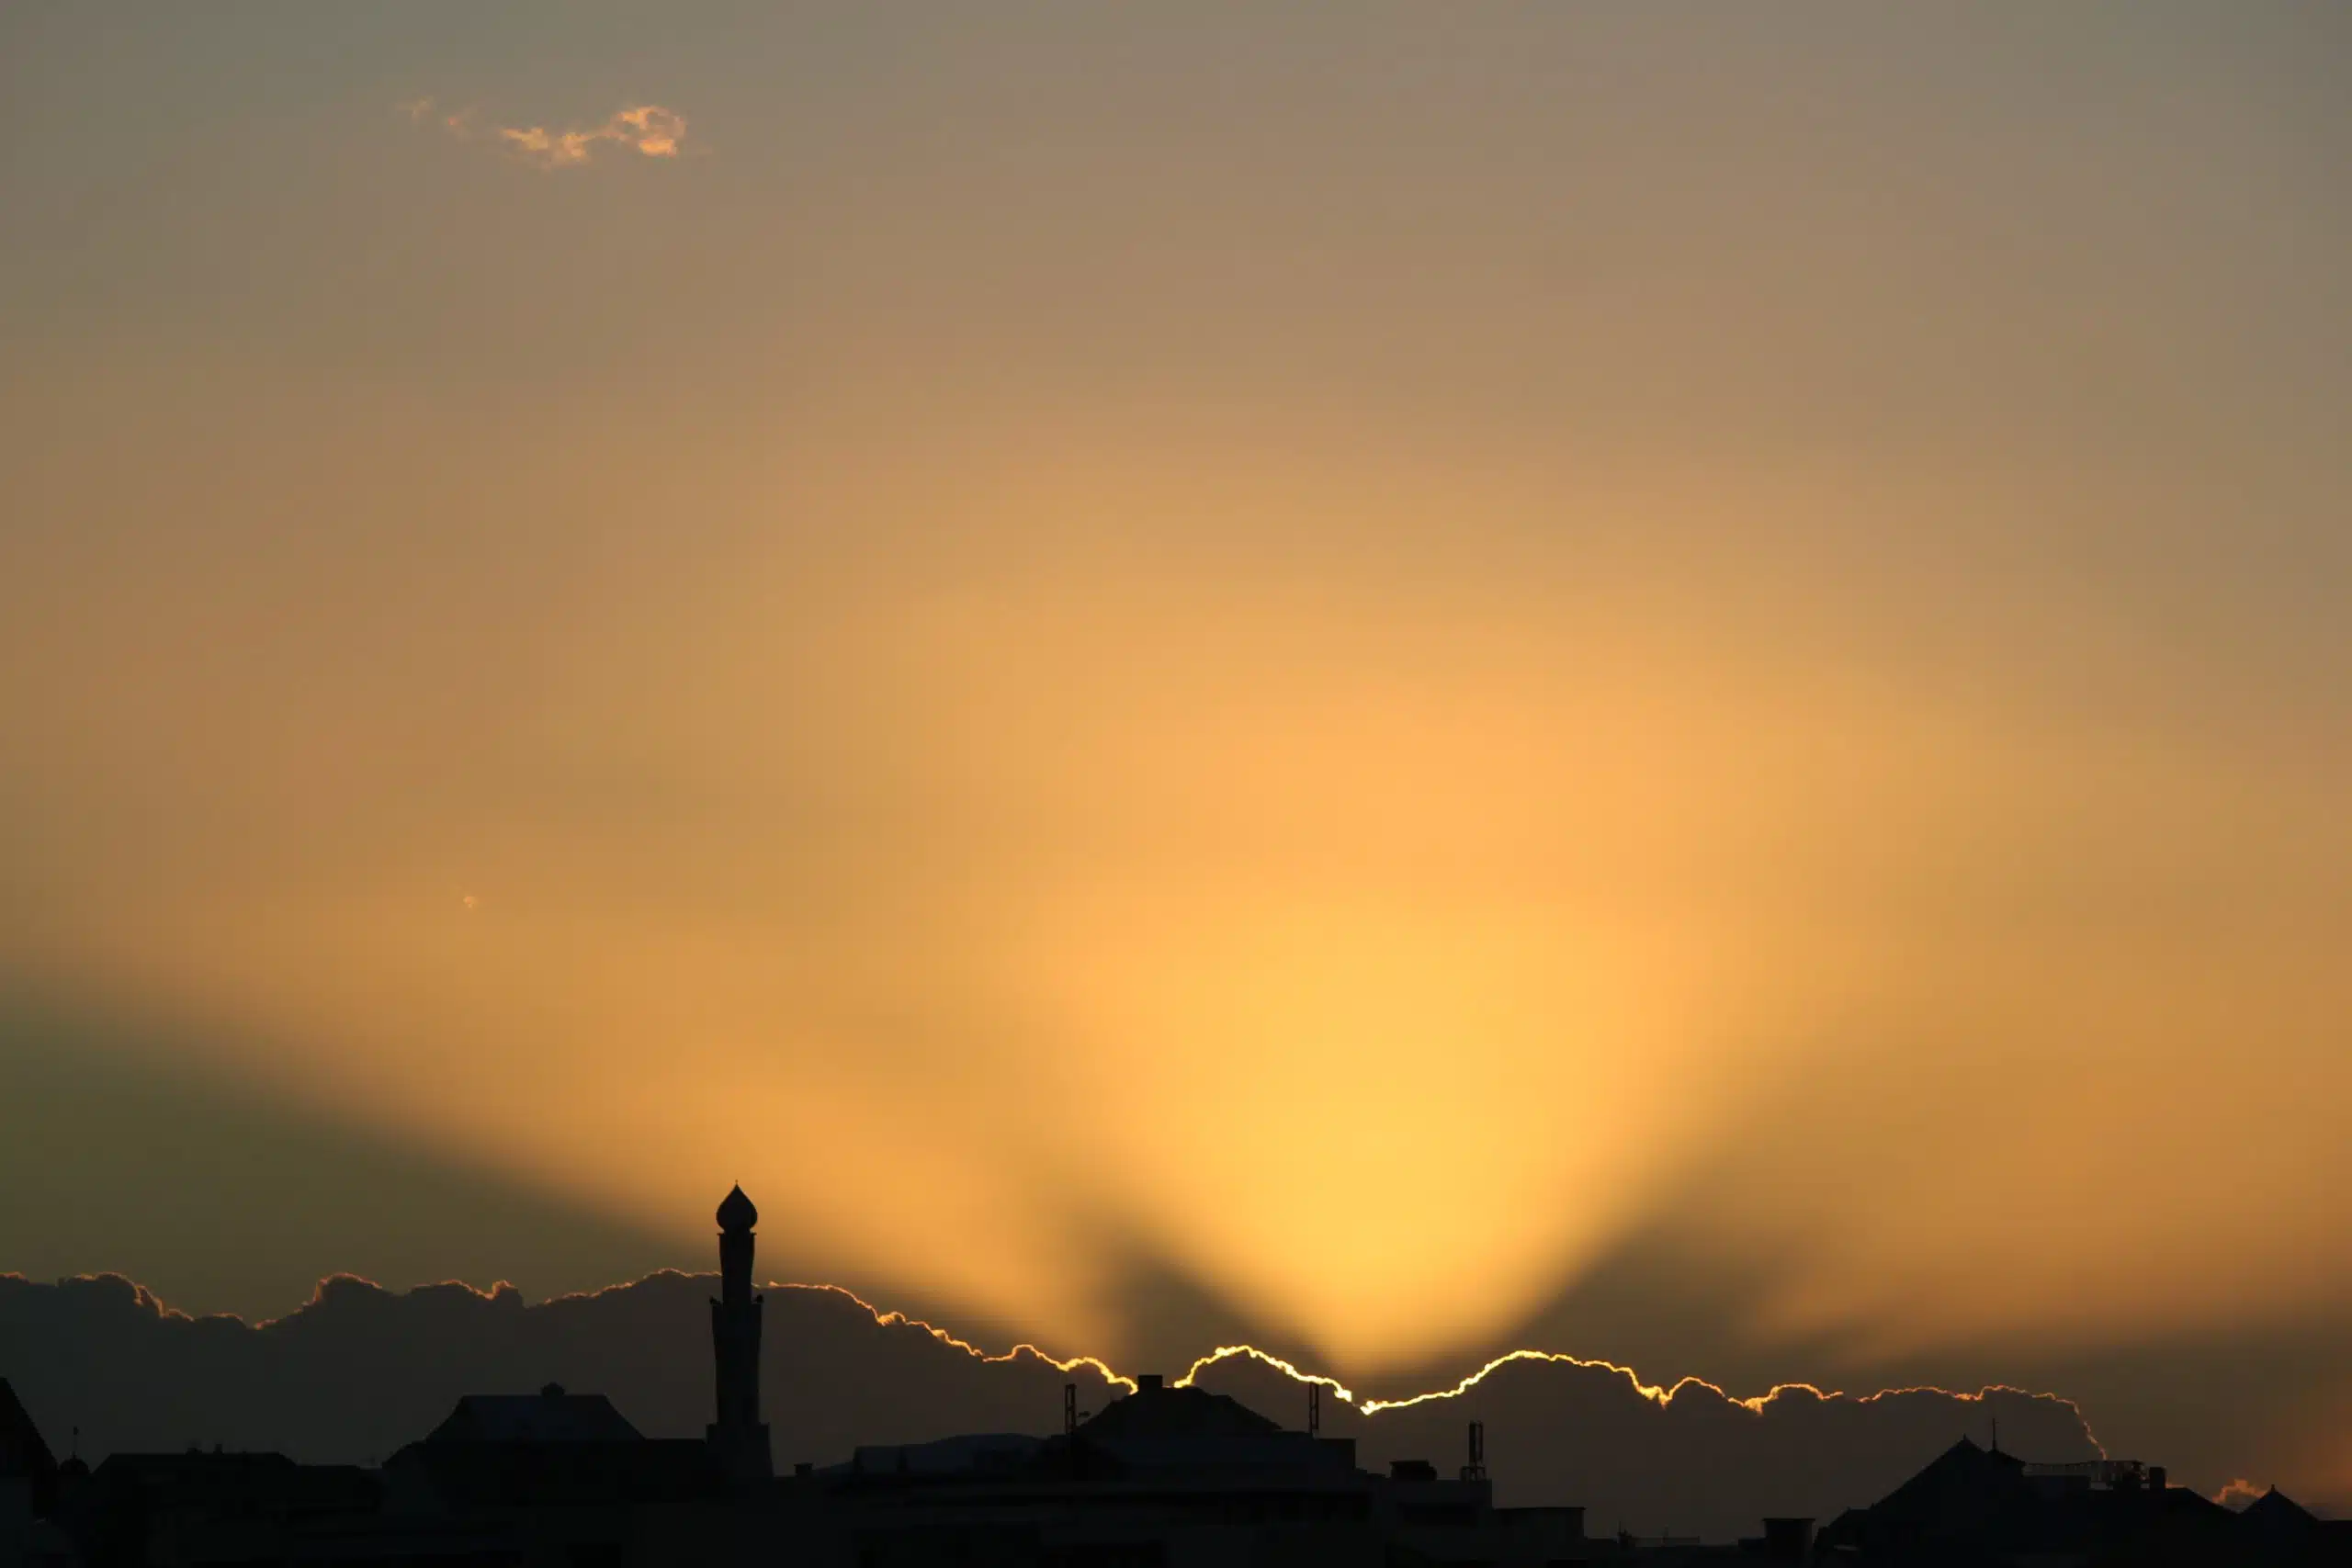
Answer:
[
  {"left": 498, "top": 106, "right": 687, "bottom": 168},
  {"left": 0, "top": 1269, "right": 2109, "bottom": 1540},
  {"left": 400, "top": 98, "right": 690, "bottom": 168}
]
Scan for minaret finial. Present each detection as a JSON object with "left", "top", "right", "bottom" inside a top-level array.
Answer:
[{"left": 717, "top": 1183, "right": 758, "bottom": 1231}]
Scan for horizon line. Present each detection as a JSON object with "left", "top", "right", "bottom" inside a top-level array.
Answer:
[{"left": 6, "top": 1265, "right": 2105, "bottom": 1453}]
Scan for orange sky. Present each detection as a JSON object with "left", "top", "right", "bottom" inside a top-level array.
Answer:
[{"left": 3, "top": 0, "right": 2348, "bottom": 1495}]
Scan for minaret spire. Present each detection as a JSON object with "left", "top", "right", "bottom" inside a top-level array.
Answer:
[{"left": 707, "top": 1184, "right": 773, "bottom": 1483}]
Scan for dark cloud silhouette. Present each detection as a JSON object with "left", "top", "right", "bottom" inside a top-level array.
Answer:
[
  {"left": 0, "top": 1272, "right": 1116, "bottom": 1473},
  {"left": 1192, "top": 1351, "right": 2096, "bottom": 1541},
  {"left": 1, "top": 1269, "right": 2104, "bottom": 1540}
]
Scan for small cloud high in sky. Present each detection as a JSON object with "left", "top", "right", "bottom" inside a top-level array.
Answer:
[{"left": 401, "top": 97, "right": 689, "bottom": 167}]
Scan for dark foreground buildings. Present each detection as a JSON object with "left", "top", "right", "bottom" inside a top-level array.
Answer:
[{"left": 5, "top": 1189, "right": 2343, "bottom": 1567}]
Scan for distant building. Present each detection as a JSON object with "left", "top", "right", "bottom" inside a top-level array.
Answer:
[
  {"left": 3, "top": 1190, "right": 1598, "bottom": 1565},
  {"left": 66, "top": 1451, "right": 385, "bottom": 1568},
  {"left": 14, "top": 1189, "right": 2342, "bottom": 1565},
  {"left": 1815, "top": 1436, "right": 2352, "bottom": 1565},
  {"left": 707, "top": 1184, "right": 772, "bottom": 1485},
  {"left": 0, "top": 1381, "right": 60, "bottom": 1523},
  {"left": 0, "top": 1381, "right": 66, "bottom": 1568},
  {"left": 380, "top": 1381, "right": 723, "bottom": 1565},
  {"left": 423, "top": 1388, "right": 645, "bottom": 1446},
  {"left": 809, "top": 1371, "right": 1584, "bottom": 1564}
]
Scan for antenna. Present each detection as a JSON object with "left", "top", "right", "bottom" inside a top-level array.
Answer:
[
  {"left": 1462, "top": 1419, "right": 1487, "bottom": 1482},
  {"left": 1307, "top": 1382, "right": 1320, "bottom": 1438},
  {"left": 1064, "top": 1382, "right": 1078, "bottom": 1438}
]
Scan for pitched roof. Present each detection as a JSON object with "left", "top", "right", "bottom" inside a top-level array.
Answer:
[
  {"left": 1076, "top": 1383, "right": 1283, "bottom": 1444},
  {"left": 1868, "top": 1437, "right": 2034, "bottom": 1526},
  {"left": 0, "top": 1379, "right": 58, "bottom": 1482},
  {"left": 2237, "top": 1485, "right": 2320, "bottom": 1533},
  {"left": 425, "top": 1387, "right": 643, "bottom": 1445},
  {"left": 1061, "top": 1383, "right": 1353, "bottom": 1483}
]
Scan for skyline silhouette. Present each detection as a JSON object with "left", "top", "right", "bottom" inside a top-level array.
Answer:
[
  {"left": 6, "top": 6, "right": 2349, "bottom": 1556},
  {"left": 6, "top": 1186, "right": 2335, "bottom": 1564},
  {"left": 0, "top": 1248, "right": 2280, "bottom": 1538},
  {"left": 8, "top": 987, "right": 2345, "bottom": 1519}
]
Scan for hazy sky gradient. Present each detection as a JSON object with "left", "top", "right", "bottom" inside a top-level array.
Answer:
[{"left": 4, "top": 0, "right": 2348, "bottom": 1500}]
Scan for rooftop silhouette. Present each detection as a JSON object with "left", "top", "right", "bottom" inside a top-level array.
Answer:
[{"left": 4, "top": 1187, "right": 2339, "bottom": 1565}]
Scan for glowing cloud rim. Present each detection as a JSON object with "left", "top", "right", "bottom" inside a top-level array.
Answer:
[
  {"left": 767, "top": 1282, "right": 2108, "bottom": 1453},
  {"left": 25, "top": 1269, "right": 2118, "bottom": 1463}
]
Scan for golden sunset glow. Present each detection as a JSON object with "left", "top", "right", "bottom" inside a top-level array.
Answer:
[{"left": 4, "top": 1, "right": 2348, "bottom": 1513}]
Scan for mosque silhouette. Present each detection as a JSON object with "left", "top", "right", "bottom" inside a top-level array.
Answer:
[{"left": 2, "top": 1188, "right": 2341, "bottom": 1566}]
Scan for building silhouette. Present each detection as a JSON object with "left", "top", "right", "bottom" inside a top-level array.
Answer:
[
  {"left": 705, "top": 1185, "right": 771, "bottom": 1486},
  {"left": 4, "top": 1186, "right": 2345, "bottom": 1566},
  {"left": 1810, "top": 1436, "right": 2349, "bottom": 1566}
]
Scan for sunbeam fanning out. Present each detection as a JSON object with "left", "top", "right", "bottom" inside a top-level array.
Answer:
[{"left": 4, "top": 0, "right": 2350, "bottom": 1522}]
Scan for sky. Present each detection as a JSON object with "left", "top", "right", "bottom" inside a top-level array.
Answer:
[{"left": 3, "top": 0, "right": 2349, "bottom": 1505}]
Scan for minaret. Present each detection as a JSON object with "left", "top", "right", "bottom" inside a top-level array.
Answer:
[{"left": 707, "top": 1184, "right": 773, "bottom": 1483}]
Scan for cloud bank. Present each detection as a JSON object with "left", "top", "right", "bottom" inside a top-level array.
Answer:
[{"left": 0, "top": 1270, "right": 2105, "bottom": 1540}]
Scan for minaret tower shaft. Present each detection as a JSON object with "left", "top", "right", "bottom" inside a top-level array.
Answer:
[{"left": 707, "top": 1184, "right": 773, "bottom": 1483}]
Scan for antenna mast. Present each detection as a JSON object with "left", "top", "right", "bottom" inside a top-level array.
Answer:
[{"left": 1462, "top": 1420, "right": 1487, "bottom": 1482}]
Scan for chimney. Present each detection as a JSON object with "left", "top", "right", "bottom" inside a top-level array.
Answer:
[{"left": 1136, "top": 1373, "right": 1164, "bottom": 1393}]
